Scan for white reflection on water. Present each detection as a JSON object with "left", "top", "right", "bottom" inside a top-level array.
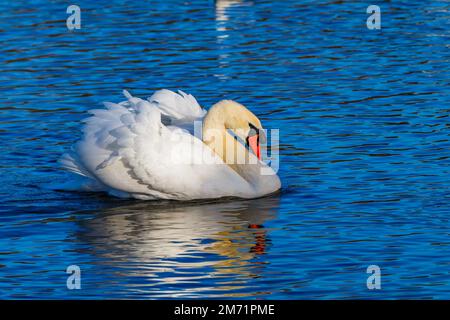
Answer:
[
  {"left": 216, "top": 0, "right": 243, "bottom": 27},
  {"left": 78, "top": 196, "right": 280, "bottom": 297},
  {"left": 215, "top": 0, "right": 247, "bottom": 80}
]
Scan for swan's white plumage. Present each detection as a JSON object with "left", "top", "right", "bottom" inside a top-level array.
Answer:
[
  {"left": 149, "top": 89, "right": 206, "bottom": 122},
  {"left": 61, "top": 89, "right": 281, "bottom": 200}
]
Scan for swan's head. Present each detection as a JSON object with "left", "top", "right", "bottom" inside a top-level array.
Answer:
[{"left": 204, "top": 100, "right": 265, "bottom": 160}]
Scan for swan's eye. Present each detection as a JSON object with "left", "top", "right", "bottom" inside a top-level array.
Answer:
[
  {"left": 248, "top": 122, "right": 259, "bottom": 137},
  {"left": 246, "top": 122, "right": 261, "bottom": 160},
  {"left": 248, "top": 122, "right": 267, "bottom": 145}
]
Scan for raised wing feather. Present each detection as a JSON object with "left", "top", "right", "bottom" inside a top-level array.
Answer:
[{"left": 149, "top": 89, "right": 206, "bottom": 122}]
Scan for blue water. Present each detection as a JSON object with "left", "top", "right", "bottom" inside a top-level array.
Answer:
[{"left": 1, "top": 0, "right": 450, "bottom": 299}]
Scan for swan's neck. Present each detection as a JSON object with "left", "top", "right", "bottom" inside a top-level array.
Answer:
[
  {"left": 202, "top": 105, "right": 231, "bottom": 162},
  {"left": 202, "top": 105, "right": 257, "bottom": 184}
]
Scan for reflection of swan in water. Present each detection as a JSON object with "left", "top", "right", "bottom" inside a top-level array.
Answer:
[
  {"left": 78, "top": 196, "right": 279, "bottom": 295},
  {"left": 216, "top": 0, "right": 243, "bottom": 27}
]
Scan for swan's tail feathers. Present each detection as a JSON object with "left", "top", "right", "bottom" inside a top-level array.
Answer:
[
  {"left": 59, "top": 152, "right": 94, "bottom": 179},
  {"left": 58, "top": 152, "right": 113, "bottom": 193}
]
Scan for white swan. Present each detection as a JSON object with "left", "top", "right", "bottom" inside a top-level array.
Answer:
[{"left": 60, "top": 89, "right": 281, "bottom": 200}]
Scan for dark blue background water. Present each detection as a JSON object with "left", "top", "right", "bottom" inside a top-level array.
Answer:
[{"left": 1, "top": 0, "right": 450, "bottom": 299}]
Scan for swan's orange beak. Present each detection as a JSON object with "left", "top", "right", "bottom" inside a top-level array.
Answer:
[{"left": 247, "top": 134, "right": 261, "bottom": 160}]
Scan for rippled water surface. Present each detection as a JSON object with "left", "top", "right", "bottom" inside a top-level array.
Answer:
[{"left": 1, "top": 0, "right": 450, "bottom": 299}]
